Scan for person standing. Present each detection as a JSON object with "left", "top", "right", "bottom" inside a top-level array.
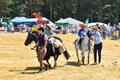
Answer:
[
  {"left": 11, "top": 25, "right": 14, "bottom": 33},
  {"left": 101, "top": 24, "right": 107, "bottom": 39},
  {"left": 92, "top": 27, "right": 102, "bottom": 65},
  {"left": 31, "top": 27, "right": 49, "bottom": 73},
  {"left": 113, "top": 25, "right": 120, "bottom": 39},
  {"left": 107, "top": 26, "right": 111, "bottom": 38},
  {"left": 7, "top": 24, "right": 11, "bottom": 32},
  {"left": 75, "top": 25, "right": 78, "bottom": 35}
]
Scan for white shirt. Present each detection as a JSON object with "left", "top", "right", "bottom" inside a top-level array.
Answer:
[{"left": 94, "top": 31, "right": 102, "bottom": 44}]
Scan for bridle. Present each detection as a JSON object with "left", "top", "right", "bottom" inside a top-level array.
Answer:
[{"left": 28, "top": 32, "right": 38, "bottom": 50}]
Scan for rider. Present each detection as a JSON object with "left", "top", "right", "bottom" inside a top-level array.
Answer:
[
  {"left": 45, "top": 24, "right": 53, "bottom": 38},
  {"left": 45, "top": 24, "right": 55, "bottom": 52},
  {"left": 78, "top": 23, "right": 87, "bottom": 45},
  {"left": 31, "top": 27, "right": 49, "bottom": 73}
]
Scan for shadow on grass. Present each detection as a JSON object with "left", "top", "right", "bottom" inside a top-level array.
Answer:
[
  {"left": 9, "top": 65, "right": 64, "bottom": 74},
  {"left": 66, "top": 61, "right": 88, "bottom": 67}
]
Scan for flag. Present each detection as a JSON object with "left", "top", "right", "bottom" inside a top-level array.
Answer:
[
  {"left": 108, "top": 22, "right": 110, "bottom": 27},
  {"left": 108, "top": 22, "right": 110, "bottom": 28},
  {"left": 85, "top": 18, "right": 89, "bottom": 25}
]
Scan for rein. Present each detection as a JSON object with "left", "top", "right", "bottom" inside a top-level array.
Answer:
[{"left": 29, "top": 41, "right": 36, "bottom": 50}]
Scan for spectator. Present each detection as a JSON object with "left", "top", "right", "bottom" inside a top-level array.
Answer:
[
  {"left": 111, "top": 26, "right": 114, "bottom": 38},
  {"left": 101, "top": 24, "right": 107, "bottom": 39},
  {"left": 77, "top": 24, "right": 81, "bottom": 32},
  {"left": 113, "top": 25, "right": 119, "bottom": 39},
  {"left": 63, "top": 25, "right": 68, "bottom": 34},
  {"left": 118, "top": 25, "right": 120, "bottom": 39},
  {"left": 22, "top": 24, "right": 26, "bottom": 33},
  {"left": 75, "top": 25, "right": 78, "bottom": 35},
  {"left": 107, "top": 26, "right": 111, "bottom": 38},
  {"left": 11, "top": 26, "right": 14, "bottom": 33},
  {"left": 7, "top": 24, "right": 11, "bottom": 32}
]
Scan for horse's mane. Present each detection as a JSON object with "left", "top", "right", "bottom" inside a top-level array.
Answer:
[{"left": 32, "top": 31, "right": 40, "bottom": 36}]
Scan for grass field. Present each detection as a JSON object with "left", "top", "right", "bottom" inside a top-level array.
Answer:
[{"left": 0, "top": 33, "right": 120, "bottom": 80}]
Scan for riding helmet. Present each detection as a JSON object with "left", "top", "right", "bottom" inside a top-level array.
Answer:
[
  {"left": 81, "top": 23, "right": 87, "bottom": 28},
  {"left": 37, "top": 27, "right": 44, "bottom": 32}
]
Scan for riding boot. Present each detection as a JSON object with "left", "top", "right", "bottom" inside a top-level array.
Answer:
[
  {"left": 44, "top": 64, "right": 49, "bottom": 71},
  {"left": 79, "top": 39, "right": 82, "bottom": 49},
  {"left": 79, "top": 39, "right": 82, "bottom": 45},
  {"left": 37, "top": 68, "right": 42, "bottom": 73}
]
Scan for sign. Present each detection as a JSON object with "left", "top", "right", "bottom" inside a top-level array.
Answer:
[
  {"left": 0, "top": 27, "right": 7, "bottom": 33},
  {"left": 31, "top": 27, "right": 39, "bottom": 31},
  {"left": 31, "top": 27, "right": 46, "bottom": 31}
]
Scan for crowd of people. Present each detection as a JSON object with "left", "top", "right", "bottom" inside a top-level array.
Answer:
[{"left": 1, "top": 22, "right": 120, "bottom": 40}]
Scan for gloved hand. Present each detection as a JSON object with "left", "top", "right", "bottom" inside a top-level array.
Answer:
[{"left": 80, "top": 37, "right": 83, "bottom": 39}]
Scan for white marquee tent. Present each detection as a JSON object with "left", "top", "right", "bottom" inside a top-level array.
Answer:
[{"left": 64, "top": 17, "right": 83, "bottom": 24}]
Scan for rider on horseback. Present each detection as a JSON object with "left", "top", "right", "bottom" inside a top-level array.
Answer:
[
  {"left": 78, "top": 23, "right": 87, "bottom": 46},
  {"left": 45, "top": 24, "right": 55, "bottom": 52}
]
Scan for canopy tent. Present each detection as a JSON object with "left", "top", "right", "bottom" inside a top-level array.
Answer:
[
  {"left": 11, "top": 17, "right": 30, "bottom": 24},
  {"left": 88, "top": 22, "right": 108, "bottom": 28},
  {"left": 54, "top": 18, "right": 68, "bottom": 24},
  {"left": 1, "top": 22, "right": 7, "bottom": 25},
  {"left": 64, "top": 17, "right": 83, "bottom": 24}
]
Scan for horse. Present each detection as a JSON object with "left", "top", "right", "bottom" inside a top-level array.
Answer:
[
  {"left": 73, "top": 30, "right": 94, "bottom": 64},
  {"left": 24, "top": 31, "right": 70, "bottom": 68}
]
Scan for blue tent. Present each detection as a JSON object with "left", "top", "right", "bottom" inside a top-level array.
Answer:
[{"left": 11, "top": 17, "right": 30, "bottom": 24}]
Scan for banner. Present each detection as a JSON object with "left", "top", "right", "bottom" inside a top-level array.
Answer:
[
  {"left": 0, "top": 27, "right": 7, "bottom": 33},
  {"left": 85, "top": 18, "right": 89, "bottom": 25},
  {"left": 31, "top": 27, "right": 39, "bottom": 31},
  {"left": 31, "top": 27, "right": 46, "bottom": 31}
]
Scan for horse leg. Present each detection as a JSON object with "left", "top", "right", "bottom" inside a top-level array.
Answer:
[
  {"left": 81, "top": 51, "right": 85, "bottom": 65},
  {"left": 88, "top": 51, "right": 90, "bottom": 64},
  {"left": 46, "top": 60, "right": 51, "bottom": 68},
  {"left": 76, "top": 49, "right": 80, "bottom": 62},
  {"left": 54, "top": 55, "right": 59, "bottom": 67}
]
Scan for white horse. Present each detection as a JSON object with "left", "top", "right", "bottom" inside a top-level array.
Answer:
[{"left": 73, "top": 30, "right": 94, "bottom": 64}]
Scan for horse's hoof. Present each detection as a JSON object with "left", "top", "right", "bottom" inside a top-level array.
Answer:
[
  {"left": 49, "top": 65, "right": 51, "bottom": 68},
  {"left": 54, "top": 64, "right": 57, "bottom": 67},
  {"left": 45, "top": 64, "right": 49, "bottom": 71}
]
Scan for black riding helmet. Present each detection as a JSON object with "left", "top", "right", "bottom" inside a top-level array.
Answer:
[{"left": 37, "top": 27, "right": 44, "bottom": 32}]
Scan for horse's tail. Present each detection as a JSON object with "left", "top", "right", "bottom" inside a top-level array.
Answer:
[
  {"left": 62, "top": 45, "right": 70, "bottom": 60},
  {"left": 63, "top": 49, "right": 70, "bottom": 60}
]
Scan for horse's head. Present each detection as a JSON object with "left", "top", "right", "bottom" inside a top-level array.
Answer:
[
  {"left": 86, "top": 29, "right": 94, "bottom": 40},
  {"left": 24, "top": 31, "right": 38, "bottom": 46}
]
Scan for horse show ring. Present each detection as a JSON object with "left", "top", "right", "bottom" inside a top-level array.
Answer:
[{"left": 0, "top": 32, "right": 120, "bottom": 80}]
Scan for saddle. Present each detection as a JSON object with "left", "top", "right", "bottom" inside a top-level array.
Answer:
[{"left": 52, "top": 39, "right": 66, "bottom": 53}]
